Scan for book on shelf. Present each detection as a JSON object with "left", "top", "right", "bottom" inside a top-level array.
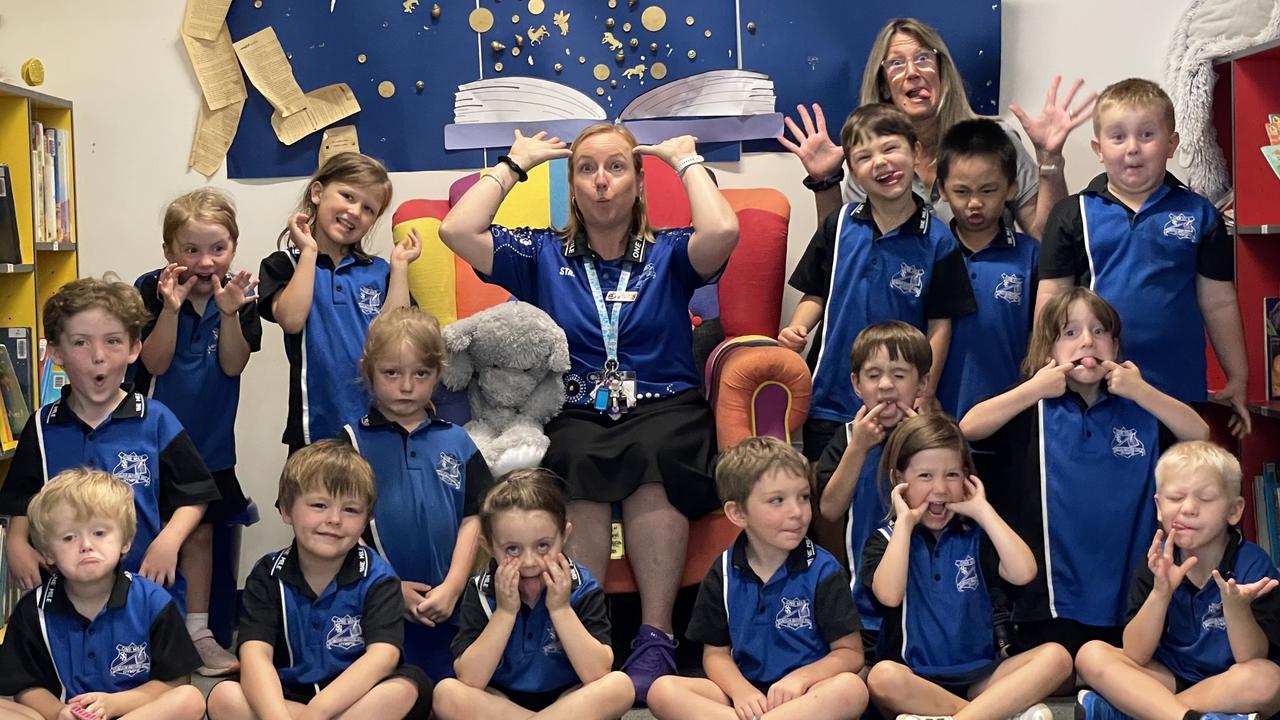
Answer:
[
  {"left": 37, "top": 337, "right": 67, "bottom": 406},
  {"left": 29, "top": 120, "right": 44, "bottom": 245},
  {"left": 0, "top": 164, "right": 20, "bottom": 264},
  {"left": 0, "top": 343, "right": 29, "bottom": 452},
  {"left": 0, "top": 327, "right": 33, "bottom": 416},
  {"left": 1265, "top": 464, "right": 1280, "bottom": 566},
  {"left": 1255, "top": 473, "right": 1272, "bottom": 560},
  {"left": 1266, "top": 298, "right": 1280, "bottom": 400}
]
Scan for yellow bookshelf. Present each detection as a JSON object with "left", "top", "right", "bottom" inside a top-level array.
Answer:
[{"left": 0, "top": 82, "right": 77, "bottom": 465}]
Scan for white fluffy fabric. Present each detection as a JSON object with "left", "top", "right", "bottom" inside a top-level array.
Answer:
[{"left": 1166, "top": 0, "right": 1280, "bottom": 200}]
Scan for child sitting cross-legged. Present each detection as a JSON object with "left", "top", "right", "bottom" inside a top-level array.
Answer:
[
  {"left": 863, "top": 414, "right": 1072, "bottom": 720},
  {"left": 647, "top": 437, "right": 869, "bottom": 720},
  {"left": 1075, "top": 440, "right": 1280, "bottom": 720}
]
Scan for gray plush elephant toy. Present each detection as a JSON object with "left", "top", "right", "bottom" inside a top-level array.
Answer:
[{"left": 441, "top": 301, "right": 570, "bottom": 476}]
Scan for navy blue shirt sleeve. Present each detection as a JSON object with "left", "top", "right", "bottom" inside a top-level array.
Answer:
[
  {"left": 481, "top": 226, "right": 545, "bottom": 302},
  {"left": 924, "top": 247, "right": 978, "bottom": 319},
  {"left": 463, "top": 449, "right": 494, "bottom": 518},
  {"left": 450, "top": 579, "right": 489, "bottom": 660},
  {"left": 860, "top": 528, "right": 890, "bottom": 598},
  {"left": 1196, "top": 211, "right": 1234, "bottom": 282},
  {"left": 0, "top": 592, "right": 60, "bottom": 697},
  {"left": 257, "top": 250, "right": 296, "bottom": 325},
  {"left": 1039, "top": 196, "right": 1085, "bottom": 281},
  {"left": 149, "top": 598, "right": 202, "bottom": 680},
  {"left": 686, "top": 561, "right": 730, "bottom": 647},
  {"left": 236, "top": 556, "right": 283, "bottom": 648},
  {"left": 814, "top": 427, "right": 850, "bottom": 502},
  {"left": 814, "top": 569, "right": 861, "bottom": 644},
  {"left": 0, "top": 416, "right": 44, "bottom": 515},
  {"left": 362, "top": 576, "right": 406, "bottom": 649},
  {"left": 573, "top": 584, "right": 612, "bottom": 646},
  {"left": 788, "top": 210, "right": 839, "bottom": 299},
  {"left": 158, "top": 430, "right": 221, "bottom": 515},
  {"left": 239, "top": 298, "right": 264, "bottom": 353}
]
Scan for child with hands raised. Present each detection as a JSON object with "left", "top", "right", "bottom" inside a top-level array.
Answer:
[
  {"left": 814, "top": 321, "right": 929, "bottom": 652},
  {"left": 863, "top": 414, "right": 1071, "bottom": 720},
  {"left": 432, "top": 469, "right": 634, "bottom": 720},
  {"left": 259, "top": 153, "right": 420, "bottom": 452},
  {"left": 960, "top": 288, "right": 1208, "bottom": 656},
  {"left": 1075, "top": 441, "right": 1280, "bottom": 720},
  {"left": 133, "top": 188, "right": 261, "bottom": 675}
]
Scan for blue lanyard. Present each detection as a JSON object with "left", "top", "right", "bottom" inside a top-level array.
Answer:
[{"left": 582, "top": 258, "right": 632, "bottom": 370}]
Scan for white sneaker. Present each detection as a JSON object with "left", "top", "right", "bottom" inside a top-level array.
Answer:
[
  {"left": 1008, "top": 703, "right": 1054, "bottom": 720},
  {"left": 191, "top": 628, "right": 240, "bottom": 676}
]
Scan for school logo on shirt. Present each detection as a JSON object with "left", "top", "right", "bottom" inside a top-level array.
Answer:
[
  {"left": 357, "top": 286, "right": 382, "bottom": 317},
  {"left": 775, "top": 597, "right": 814, "bottom": 630},
  {"left": 325, "top": 614, "right": 364, "bottom": 651},
  {"left": 1202, "top": 601, "right": 1226, "bottom": 631},
  {"left": 207, "top": 326, "right": 220, "bottom": 354},
  {"left": 955, "top": 555, "right": 979, "bottom": 592},
  {"left": 993, "top": 273, "right": 1024, "bottom": 305},
  {"left": 542, "top": 624, "right": 563, "bottom": 655},
  {"left": 436, "top": 452, "right": 462, "bottom": 490},
  {"left": 559, "top": 266, "right": 576, "bottom": 277},
  {"left": 109, "top": 643, "right": 150, "bottom": 678},
  {"left": 1111, "top": 427, "right": 1146, "bottom": 458},
  {"left": 1163, "top": 212, "right": 1196, "bottom": 241},
  {"left": 112, "top": 452, "right": 152, "bottom": 487},
  {"left": 889, "top": 263, "right": 924, "bottom": 298}
]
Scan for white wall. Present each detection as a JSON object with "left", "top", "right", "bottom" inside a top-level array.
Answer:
[{"left": 0, "top": 0, "right": 1194, "bottom": 577}]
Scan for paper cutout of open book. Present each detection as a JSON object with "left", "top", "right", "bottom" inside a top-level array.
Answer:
[{"left": 445, "top": 69, "right": 783, "bottom": 149}]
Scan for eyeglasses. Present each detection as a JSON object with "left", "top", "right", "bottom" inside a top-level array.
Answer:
[{"left": 882, "top": 49, "right": 938, "bottom": 78}]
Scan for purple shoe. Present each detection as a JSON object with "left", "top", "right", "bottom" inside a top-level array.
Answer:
[{"left": 622, "top": 624, "right": 677, "bottom": 704}]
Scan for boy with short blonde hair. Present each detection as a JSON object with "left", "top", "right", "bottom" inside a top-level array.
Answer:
[
  {"left": 1075, "top": 441, "right": 1280, "bottom": 720},
  {"left": 647, "top": 437, "right": 869, "bottom": 720},
  {"left": 1037, "top": 79, "right": 1249, "bottom": 437},
  {"left": 0, "top": 469, "right": 206, "bottom": 720},
  {"left": 205, "top": 440, "right": 432, "bottom": 720}
]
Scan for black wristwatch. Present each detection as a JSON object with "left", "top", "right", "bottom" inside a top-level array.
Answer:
[{"left": 802, "top": 167, "right": 844, "bottom": 192}]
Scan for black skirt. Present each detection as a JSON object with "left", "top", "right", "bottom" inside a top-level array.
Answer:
[{"left": 543, "top": 390, "right": 720, "bottom": 518}]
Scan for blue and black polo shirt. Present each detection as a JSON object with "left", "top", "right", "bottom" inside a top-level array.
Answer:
[
  {"left": 342, "top": 408, "right": 493, "bottom": 589},
  {"left": 686, "top": 534, "right": 860, "bottom": 687},
  {"left": 236, "top": 542, "right": 404, "bottom": 691},
  {"left": 1129, "top": 529, "right": 1280, "bottom": 683},
  {"left": 483, "top": 226, "right": 714, "bottom": 406},
  {"left": 0, "top": 570, "right": 200, "bottom": 700},
  {"left": 0, "top": 388, "right": 220, "bottom": 603},
  {"left": 259, "top": 247, "right": 392, "bottom": 448},
  {"left": 971, "top": 387, "right": 1174, "bottom": 628},
  {"left": 789, "top": 197, "right": 976, "bottom": 424},
  {"left": 451, "top": 558, "right": 610, "bottom": 694},
  {"left": 131, "top": 269, "right": 262, "bottom": 472},
  {"left": 936, "top": 221, "right": 1038, "bottom": 420},
  {"left": 815, "top": 427, "right": 887, "bottom": 632},
  {"left": 862, "top": 517, "right": 1001, "bottom": 682},
  {"left": 1039, "top": 172, "right": 1234, "bottom": 403}
]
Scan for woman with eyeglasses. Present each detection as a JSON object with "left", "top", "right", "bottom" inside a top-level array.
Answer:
[{"left": 780, "top": 17, "right": 1094, "bottom": 240}]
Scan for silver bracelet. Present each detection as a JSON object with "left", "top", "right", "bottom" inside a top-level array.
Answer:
[
  {"left": 482, "top": 172, "right": 508, "bottom": 193},
  {"left": 674, "top": 154, "right": 706, "bottom": 177}
]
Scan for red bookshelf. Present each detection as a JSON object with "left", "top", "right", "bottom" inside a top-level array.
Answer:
[{"left": 1208, "top": 38, "right": 1280, "bottom": 542}]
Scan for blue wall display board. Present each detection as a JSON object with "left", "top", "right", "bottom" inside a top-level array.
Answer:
[{"left": 224, "top": 0, "right": 1001, "bottom": 178}]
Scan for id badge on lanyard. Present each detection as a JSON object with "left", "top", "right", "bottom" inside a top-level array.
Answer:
[{"left": 584, "top": 258, "right": 638, "bottom": 419}]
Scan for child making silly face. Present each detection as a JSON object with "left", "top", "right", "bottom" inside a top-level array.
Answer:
[{"left": 487, "top": 506, "right": 571, "bottom": 607}]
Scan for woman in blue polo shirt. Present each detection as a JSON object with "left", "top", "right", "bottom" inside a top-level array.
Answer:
[{"left": 438, "top": 124, "right": 739, "bottom": 700}]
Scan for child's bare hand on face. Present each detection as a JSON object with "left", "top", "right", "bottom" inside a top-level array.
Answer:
[
  {"left": 542, "top": 554, "right": 573, "bottom": 611},
  {"left": 890, "top": 483, "right": 925, "bottom": 528},
  {"left": 494, "top": 557, "right": 522, "bottom": 614},
  {"left": 1148, "top": 530, "right": 1197, "bottom": 597}
]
